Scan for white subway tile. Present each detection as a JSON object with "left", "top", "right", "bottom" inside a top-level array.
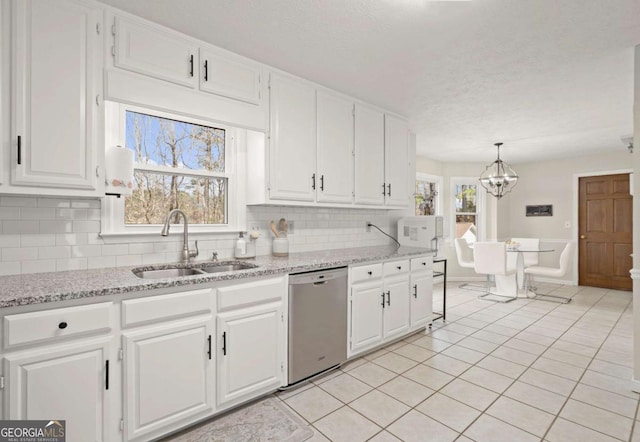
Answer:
[
  {"left": 116, "top": 255, "right": 142, "bottom": 267},
  {"left": 71, "top": 200, "right": 101, "bottom": 209},
  {"left": 128, "top": 243, "right": 154, "bottom": 254},
  {"left": 56, "top": 233, "right": 88, "bottom": 246},
  {"left": 56, "top": 208, "right": 87, "bottom": 220},
  {"left": 87, "top": 209, "right": 101, "bottom": 220},
  {"left": 72, "top": 220, "right": 100, "bottom": 233},
  {"left": 1, "top": 196, "right": 37, "bottom": 208},
  {"left": 0, "top": 261, "right": 20, "bottom": 276},
  {"left": 56, "top": 258, "right": 87, "bottom": 271},
  {"left": 21, "top": 259, "right": 56, "bottom": 274},
  {"left": 39, "top": 220, "right": 72, "bottom": 234},
  {"left": 0, "top": 208, "right": 20, "bottom": 220},
  {"left": 3, "top": 220, "right": 39, "bottom": 234},
  {"left": 21, "top": 234, "right": 56, "bottom": 247},
  {"left": 142, "top": 253, "right": 168, "bottom": 265},
  {"left": 71, "top": 245, "right": 103, "bottom": 258},
  {"left": 87, "top": 256, "right": 116, "bottom": 269},
  {"left": 38, "top": 246, "right": 72, "bottom": 259},
  {"left": 21, "top": 208, "right": 55, "bottom": 220},
  {"left": 2, "top": 247, "right": 38, "bottom": 261},
  {"left": 37, "top": 198, "right": 70, "bottom": 208},
  {"left": 154, "top": 242, "right": 178, "bottom": 253},
  {"left": 0, "top": 235, "right": 21, "bottom": 247},
  {"left": 87, "top": 233, "right": 104, "bottom": 244},
  {"left": 102, "top": 244, "right": 129, "bottom": 256}
]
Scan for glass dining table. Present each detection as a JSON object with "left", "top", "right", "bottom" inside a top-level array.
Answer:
[{"left": 506, "top": 247, "right": 555, "bottom": 295}]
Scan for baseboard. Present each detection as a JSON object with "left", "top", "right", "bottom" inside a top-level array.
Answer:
[{"left": 533, "top": 277, "right": 575, "bottom": 286}]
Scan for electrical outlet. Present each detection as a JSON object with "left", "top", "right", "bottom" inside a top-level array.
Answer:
[
  {"left": 288, "top": 220, "right": 295, "bottom": 234},
  {"left": 366, "top": 221, "right": 371, "bottom": 232}
]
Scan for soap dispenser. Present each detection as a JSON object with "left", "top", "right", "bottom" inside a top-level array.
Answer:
[{"left": 235, "top": 232, "right": 247, "bottom": 258}]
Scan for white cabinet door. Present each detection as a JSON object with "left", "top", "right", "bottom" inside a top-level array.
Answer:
[
  {"left": 5, "top": 337, "right": 111, "bottom": 442},
  {"left": 354, "top": 103, "right": 385, "bottom": 205},
  {"left": 123, "top": 316, "right": 214, "bottom": 441},
  {"left": 384, "top": 115, "right": 410, "bottom": 207},
  {"left": 217, "top": 301, "right": 283, "bottom": 408},
  {"left": 350, "top": 280, "right": 384, "bottom": 355},
  {"left": 410, "top": 271, "right": 433, "bottom": 329},
  {"left": 199, "top": 48, "right": 262, "bottom": 105},
  {"left": 316, "top": 90, "right": 354, "bottom": 204},
  {"left": 383, "top": 275, "right": 411, "bottom": 340},
  {"left": 11, "top": 0, "right": 101, "bottom": 190},
  {"left": 114, "top": 15, "right": 198, "bottom": 88},
  {"left": 268, "top": 73, "right": 316, "bottom": 201}
]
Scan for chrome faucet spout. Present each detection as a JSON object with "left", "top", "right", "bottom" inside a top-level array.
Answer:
[{"left": 161, "top": 209, "right": 198, "bottom": 262}]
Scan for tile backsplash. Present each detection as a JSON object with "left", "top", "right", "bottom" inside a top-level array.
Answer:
[{"left": 0, "top": 196, "right": 398, "bottom": 276}]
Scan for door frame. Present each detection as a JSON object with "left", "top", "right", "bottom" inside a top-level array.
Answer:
[{"left": 572, "top": 168, "right": 633, "bottom": 286}]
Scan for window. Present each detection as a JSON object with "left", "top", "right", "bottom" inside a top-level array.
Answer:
[
  {"left": 102, "top": 103, "right": 242, "bottom": 235},
  {"left": 415, "top": 173, "right": 442, "bottom": 216},
  {"left": 450, "top": 177, "right": 485, "bottom": 243}
]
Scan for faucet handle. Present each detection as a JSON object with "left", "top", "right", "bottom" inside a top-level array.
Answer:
[{"left": 189, "top": 240, "right": 199, "bottom": 259}]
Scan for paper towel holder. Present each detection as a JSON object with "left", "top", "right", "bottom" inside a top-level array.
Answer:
[{"left": 105, "top": 145, "right": 134, "bottom": 197}]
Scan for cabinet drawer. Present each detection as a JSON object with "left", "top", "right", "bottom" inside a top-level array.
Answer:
[
  {"left": 217, "top": 276, "right": 286, "bottom": 311},
  {"left": 411, "top": 256, "right": 433, "bottom": 272},
  {"left": 122, "top": 288, "right": 213, "bottom": 327},
  {"left": 383, "top": 260, "right": 410, "bottom": 276},
  {"left": 4, "top": 302, "right": 112, "bottom": 348},
  {"left": 350, "top": 263, "right": 383, "bottom": 283}
]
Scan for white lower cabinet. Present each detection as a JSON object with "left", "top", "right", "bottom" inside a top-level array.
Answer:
[
  {"left": 4, "top": 337, "right": 112, "bottom": 442},
  {"left": 217, "top": 301, "right": 284, "bottom": 408},
  {"left": 122, "top": 315, "right": 214, "bottom": 441},
  {"left": 349, "top": 255, "right": 433, "bottom": 357}
]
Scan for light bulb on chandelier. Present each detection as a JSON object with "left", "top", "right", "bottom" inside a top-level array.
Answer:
[{"left": 479, "top": 142, "right": 518, "bottom": 199}]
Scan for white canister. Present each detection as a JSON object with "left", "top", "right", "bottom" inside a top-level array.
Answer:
[{"left": 272, "top": 238, "right": 289, "bottom": 257}]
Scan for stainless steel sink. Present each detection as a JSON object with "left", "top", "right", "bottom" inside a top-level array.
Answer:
[
  {"left": 132, "top": 268, "right": 205, "bottom": 279},
  {"left": 200, "top": 263, "right": 257, "bottom": 273},
  {"left": 132, "top": 261, "right": 258, "bottom": 279}
]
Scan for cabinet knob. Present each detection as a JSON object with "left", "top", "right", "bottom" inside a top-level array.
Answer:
[
  {"left": 422, "top": 262, "right": 426, "bottom": 266},
  {"left": 367, "top": 271, "right": 372, "bottom": 275},
  {"left": 58, "top": 321, "right": 68, "bottom": 330},
  {"left": 397, "top": 266, "right": 402, "bottom": 270}
]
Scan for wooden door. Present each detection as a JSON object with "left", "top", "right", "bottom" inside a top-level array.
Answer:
[{"left": 579, "top": 174, "right": 632, "bottom": 290}]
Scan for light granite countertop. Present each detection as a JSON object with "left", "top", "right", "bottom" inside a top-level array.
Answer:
[{"left": 0, "top": 245, "right": 434, "bottom": 308}]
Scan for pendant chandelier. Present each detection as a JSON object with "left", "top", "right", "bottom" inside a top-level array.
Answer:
[{"left": 479, "top": 142, "right": 518, "bottom": 199}]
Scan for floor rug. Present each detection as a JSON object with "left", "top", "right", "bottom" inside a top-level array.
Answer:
[{"left": 162, "top": 397, "right": 314, "bottom": 442}]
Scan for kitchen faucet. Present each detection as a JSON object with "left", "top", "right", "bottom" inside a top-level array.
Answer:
[{"left": 160, "top": 209, "right": 198, "bottom": 263}]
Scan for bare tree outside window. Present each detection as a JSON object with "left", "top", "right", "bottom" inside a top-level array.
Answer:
[
  {"left": 124, "top": 111, "right": 227, "bottom": 225},
  {"left": 415, "top": 179, "right": 438, "bottom": 215},
  {"left": 454, "top": 184, "right": 477, "bottom": 239}
]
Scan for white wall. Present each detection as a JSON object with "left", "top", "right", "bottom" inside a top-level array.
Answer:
[
  {"left": 416, "top": 151, "right": 631, "bottom": 280},
  {"left": 631, "top": 44, "right": 640, "bottom": 388}
]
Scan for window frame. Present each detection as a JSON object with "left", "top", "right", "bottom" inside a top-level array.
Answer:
[
  {"left": 415, "top": 172, "right": 443, "bottom": 216},
  {"left": 450, "top": 177, "right": 486, "bottom": 242},
  {"left": 101, "top": 102, "right": 245, "bottom": 237}
]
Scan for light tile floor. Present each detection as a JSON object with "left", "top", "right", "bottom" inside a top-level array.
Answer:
[{"left": 276, "top": 281, "right": 639, "bottom": 441}]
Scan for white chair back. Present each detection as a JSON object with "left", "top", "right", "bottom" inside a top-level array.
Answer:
[
  {"left": 525, "top": 241, "right": 574, "bottom": 278},
  {"left": 511, "top": 237, "right": 540, "bottom": 267},
  {"left": 557, "top": 242, "right": 574, "bottom": 275},
  {"left": 474, "top": 242, "right": 508, "bottom": 276},
  {"left": 454, "top": 238, "right": 474, "bottom": 269}
]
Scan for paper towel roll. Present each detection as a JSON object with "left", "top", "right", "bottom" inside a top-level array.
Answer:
[{"left": 105, "top": 146, "right": 134, "bottom": 196}]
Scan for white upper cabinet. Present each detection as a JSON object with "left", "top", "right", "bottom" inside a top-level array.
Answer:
[
  {"left": 354, "top": 103, "right": 385, "bottom": 205},
  {"left": 11, "top": 0, "right": 102, "bottom": 192},
  {"left": 199, "top": 47, "right": 262, "bottom": 105},
  {"left": 384, "top": 115, "right": 410, "bottom": 207},
  {"left": 316, "top": 90, "right": 354, "bottom": 204},
  {"left": 114, "top": 16, "right": 198, "bottom": 89},
  {"left": 268, "top": 72, "right": 316, "bottom": 202}
]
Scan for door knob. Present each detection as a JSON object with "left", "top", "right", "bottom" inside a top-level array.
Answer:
[{"left": 580, "top": 235, "right": 585, "bottom": 239}]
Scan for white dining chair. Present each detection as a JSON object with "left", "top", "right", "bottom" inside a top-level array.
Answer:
[
  {"left": 511, "top": 237, "right": 540, "bottom": 289},
  {"left": 454, "top": 238, "right": 490, "bottom": 292},
  {"left": 524, "top": 242, "right": 574, "bottom": 303},
  {"left": 473, "top": 242, "right": 517, "bottom": 303}
]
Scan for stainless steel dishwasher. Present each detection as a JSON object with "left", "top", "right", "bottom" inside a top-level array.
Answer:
[{"left": 288, "top": 267, "right": 348, "bottom": 385}]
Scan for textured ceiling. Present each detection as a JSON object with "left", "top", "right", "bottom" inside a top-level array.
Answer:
[{"left": 98, "top": 0, "right": 640, "bottom": 163}]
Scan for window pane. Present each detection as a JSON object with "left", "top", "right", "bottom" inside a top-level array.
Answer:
[
  {"left": 125, "top": 171, "right": 227, "bottom": 225},
  {"left": 454, "top": 184, "right": 476, "bottom": 213},
  {"left": 125, "top": 111, "right": 225, "bottom": 172},
  {"left": 415, "top": 179, "right": 437, "bottom": 215},
  {"left": 455, "top": 215, "right": 477, "bottom": 240}
]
